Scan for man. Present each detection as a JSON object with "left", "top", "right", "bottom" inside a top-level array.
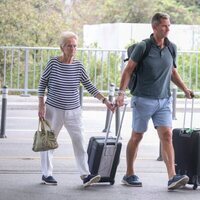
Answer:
[{"left": 115, "top": 12, "right": 194, "bottom": 190}]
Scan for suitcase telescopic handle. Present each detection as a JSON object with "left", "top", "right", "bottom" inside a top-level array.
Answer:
[
  {"left": 104, "top": 103, "right": 127, "bottom": 146},
  {"left": 115, "top": 103, "right": 127, "bottom": 145},
  {"left": 183, "top": 98, "right": 194, "bottom": 129}
]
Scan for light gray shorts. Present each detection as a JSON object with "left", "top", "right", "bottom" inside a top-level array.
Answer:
[{"left": 131, "top": 96, "right": 173, "bottom": 133}]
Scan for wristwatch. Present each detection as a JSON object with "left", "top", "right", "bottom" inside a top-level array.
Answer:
[{"left": 118, "top": 90, "right": 125, "bottom": 96}]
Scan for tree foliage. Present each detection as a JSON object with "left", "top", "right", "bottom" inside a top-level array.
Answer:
[
  {"left": 1, "top": 0, "right": 200, "bottom": 93},
  {"left": 68, "top": 0, "right": 200, "bottom": 35},
  {"left": 0, "top": 0, "right": 68, "bottom": 46},
  {"left": 0, "top": 0, "right": 200, "bottom": 46}
]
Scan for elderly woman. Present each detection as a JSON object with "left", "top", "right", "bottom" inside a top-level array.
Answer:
[{"left": 38, "top": 31, "right": 114, "bottom": 187}]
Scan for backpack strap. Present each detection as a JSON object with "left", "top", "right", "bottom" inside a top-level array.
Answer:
[
  {"left": 140, "top": 38, "right": 152, "bottom": 63},
  {"left": 167, "top": 42, "right": 176, "bottom": 67},
  {"left": 124, "top": 38, "right": 152, "bottom": 62}
]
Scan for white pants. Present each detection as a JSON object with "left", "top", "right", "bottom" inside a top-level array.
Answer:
[{"left": 40, "top": 104, "right": 90, "bottom": 178}]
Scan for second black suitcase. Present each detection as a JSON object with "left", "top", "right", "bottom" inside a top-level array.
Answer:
[
  {"left": 173, "top": 98, "right": 200, "bottom": 190},
  {"left": 87, "top": 104, "right": 127, "bottom": 185}
]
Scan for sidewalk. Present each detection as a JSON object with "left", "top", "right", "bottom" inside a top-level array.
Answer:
[
  {"left": 3, "top": 95, "right": 200, "bottom": 112},
  {"left": 0, "top": 96, "right": 200, "bottom": 200}
]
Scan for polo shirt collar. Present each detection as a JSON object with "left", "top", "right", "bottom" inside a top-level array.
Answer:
[{"left": 150, "top": 33, "right": 170, "bottom": 46}]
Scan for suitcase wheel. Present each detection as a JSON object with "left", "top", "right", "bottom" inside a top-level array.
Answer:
[
  {"left": 193, "top": 184, "right": 198, "bottom": 190},
  {"left": 110, "top": 180, "right": 115, "bottom": 185}
]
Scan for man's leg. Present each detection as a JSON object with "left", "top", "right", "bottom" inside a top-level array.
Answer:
[
  {"left": 157, "top": 126, "right": 189, "bottom": 190},
  {"left": 126, "top": 131, "right": 143, "bottom": 176},
  {"left": 122, "top": 131, "right": 143, "bottom": 187},
  {"left": 122, "top": 96, "right": 153, "bottom": 187},
  {"left": 157, "top": 127, "right": 175, "bottom": 178}
]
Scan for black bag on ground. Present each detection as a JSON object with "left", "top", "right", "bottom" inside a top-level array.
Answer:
[
  {"left": 172, "top": 98, "right": 200, "bottom": 190},
  {"left": 87, "top": 104, "right": 127, "bottom": 185}
]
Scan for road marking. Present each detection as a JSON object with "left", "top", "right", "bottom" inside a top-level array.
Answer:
[
  {"left": 0, "top": 156, "right": 74, "bottom": 160},
  {"left": 5, "top": 129, "right": 90, "bottom": 133},
  {"left": 0, "top": 156, "right": 158, "bottom": 160},
  {"left": 6, "top": 117, "right": 38, "bottom": 119}
]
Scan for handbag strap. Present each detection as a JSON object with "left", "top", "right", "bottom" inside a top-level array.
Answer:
[
  {"left": 39, "top": 118, "right": 52, "bottom": 131},
  {"left": 37, "top": 119, "right": 41, "bottom": 131}
]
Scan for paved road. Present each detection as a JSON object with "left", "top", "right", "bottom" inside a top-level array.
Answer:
[{"left": 0, "top": 96, "right": 200, "bottom": 200}]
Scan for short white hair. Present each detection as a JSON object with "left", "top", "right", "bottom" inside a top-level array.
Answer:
[{"left": 59, "top": 31, "right": 78, "bottom": 47}]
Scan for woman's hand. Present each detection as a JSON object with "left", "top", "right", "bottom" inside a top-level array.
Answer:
[{"left": 104, "top": 99, "right": 115, "bottom": 112}]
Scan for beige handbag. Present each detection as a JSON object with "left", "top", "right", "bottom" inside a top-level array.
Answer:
[{"left": 32, "top": 119, "right": 58, "bottom": 152}]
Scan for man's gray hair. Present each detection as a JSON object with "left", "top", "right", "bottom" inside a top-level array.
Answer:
[
  {"left": 151, "top": 12, "right": 170, "bottom": 26},
  {"left": 59, "top": 31, "right": 78, "bottom": 47}
]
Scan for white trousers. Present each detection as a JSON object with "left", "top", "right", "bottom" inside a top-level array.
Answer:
[{"left": 40, "top": 104, "right": 90, "bottom": 178}]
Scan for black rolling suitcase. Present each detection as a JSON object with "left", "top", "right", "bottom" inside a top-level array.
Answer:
[
  {"left": 173, "top": 98, "right": 200, "bottom": 190},
  {"left": 87, "top": 104, "right": 127, "bottom": 185}
]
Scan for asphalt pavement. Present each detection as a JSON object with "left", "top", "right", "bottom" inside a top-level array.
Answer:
[{"left": 0, "top": 95, "right": 200, "bottom": 200}]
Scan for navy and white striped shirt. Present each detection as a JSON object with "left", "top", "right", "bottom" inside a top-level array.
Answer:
[{"left": 38, "top": 57, "right": 99, "bottom": 110}]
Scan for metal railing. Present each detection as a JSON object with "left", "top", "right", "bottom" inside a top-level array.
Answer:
[{"left": 0, "top": 46, "right": 200, "bottom": 95}]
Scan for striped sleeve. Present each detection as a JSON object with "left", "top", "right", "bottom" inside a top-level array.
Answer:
[
  {"left": 80, "top": 63, "right": 99, "bottom": 97},
  {"left": 38, "top": 59, "right": 53, "bottom": 97}
]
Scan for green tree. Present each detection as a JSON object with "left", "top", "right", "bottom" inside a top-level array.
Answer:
[
  {"left": 155, "top": 0, "right": 200, "bottom": 24},
  {"left": 1, "top": 0, "right": 200, "bottom": 46},
  {"left": 68, "top": 0, "right": 200, "bottom": 26},
  {"left": 1, "top": 0, "right": 200, "bottom": 91},
  {"left": 0, "top": 0, "right": 68, "bottom": 46},
  {"left": 0, "top": 0, "right": 68, "bottom": 85}
]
